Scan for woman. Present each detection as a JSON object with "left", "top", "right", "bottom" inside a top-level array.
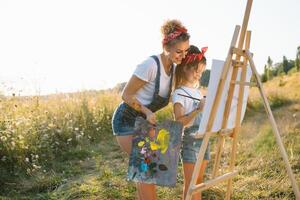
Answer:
[{"left": 112, "top": 19, "right": 190, "bottom": 200}]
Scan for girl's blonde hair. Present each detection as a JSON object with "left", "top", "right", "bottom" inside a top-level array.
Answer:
[{"left": 175, "top": 45, "right": 207, "bottom": 88}]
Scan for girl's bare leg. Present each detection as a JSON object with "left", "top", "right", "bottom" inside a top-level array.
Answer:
[{"left": 183, "top": 160, "right": 208, "bottom": 200}]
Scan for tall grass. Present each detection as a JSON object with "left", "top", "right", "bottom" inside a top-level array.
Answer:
[
  {"left": 1, "top": 72, "right": 300, "bottom": 199},
  {"left": 0, "top": 92, "right": 119, "bottom": 183}
]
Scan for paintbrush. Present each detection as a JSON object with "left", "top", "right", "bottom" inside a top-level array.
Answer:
[{"left": 177, "top": 93, "right": 206, "bottom": 101}]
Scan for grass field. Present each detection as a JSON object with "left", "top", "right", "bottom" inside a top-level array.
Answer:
[{"left": 1, "top": 73, "right": 300, "bottom": 199}]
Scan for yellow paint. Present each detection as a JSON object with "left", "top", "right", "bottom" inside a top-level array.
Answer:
[
  {"left": 149, "top": 129, "right": 170, "bottom": 154},
  {"left": 150, "top": 142, "right": 159, "bottom": 150},
  {"left": 138, "top": 141, "right": 145, "bottom": 147}
]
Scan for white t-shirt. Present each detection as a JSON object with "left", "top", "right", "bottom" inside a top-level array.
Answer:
[
  {"left": 172, "top": 86, "right": 204, "bottom": 127},
  {"left": 133, "top": 55, "right": 173, "bottom": 105}
]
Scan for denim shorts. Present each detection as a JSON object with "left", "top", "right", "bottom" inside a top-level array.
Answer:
[
  {"left": 112, "top": 103, "right": 145, "bottom": 136},
  {"left": 181, "top": 126, "right": 211, "bottom": 163}
]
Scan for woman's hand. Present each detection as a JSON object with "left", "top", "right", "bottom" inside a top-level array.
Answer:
[{"left": 146, "top": 111, "right": 156, "bottom": 125}]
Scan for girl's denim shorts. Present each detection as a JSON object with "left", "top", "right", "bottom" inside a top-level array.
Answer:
[{"left": 181, "top": 126, "right": 211, "bottom": 163}]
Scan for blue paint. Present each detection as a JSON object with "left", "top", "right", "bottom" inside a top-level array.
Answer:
[{"left": 140, "top": 161, "right": 148, "bottom": 172}]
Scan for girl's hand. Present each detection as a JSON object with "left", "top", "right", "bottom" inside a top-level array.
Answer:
[
  {"left": 197, "top": 98, "right": 206, "bottom": 112},
  {"left": 146, "top": 111, "right": 156, "bottom": 125}
]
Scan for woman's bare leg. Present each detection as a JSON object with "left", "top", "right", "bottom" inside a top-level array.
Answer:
[
  {"left": 116, "top": 135, "right": 133, "bottom": 155},
  {"left": 116, "top": 136, "right": 157, "bottom": 200},
  {"left": 183, "top": 160, "right": 208, "bottom": 200},
  {"left": 137, "top": 182, "right": 157, "bottom": 200}
]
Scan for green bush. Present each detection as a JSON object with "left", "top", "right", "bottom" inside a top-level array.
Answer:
[{"left": 247, "top": 92, "right": 291, "bottom": 111}]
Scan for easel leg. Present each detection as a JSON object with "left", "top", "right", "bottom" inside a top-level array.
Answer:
[
  {"left": 213, "top": 26, "right": 241, "bottom": 180},
  {"left": 186, "top": 25, "right": 240, "bottom": 200},
  {"left": 246, "top": 50, "right": 300, "bottom": 200},
  {"left": 225, "top": 29, "right": 252, "bottom": 199},
  {"left": 185, "top": 132, "right": 212, "bottom": 200},
  {"left": 212, "top": 135, "right": 225, "bottom": 178},
  {"left": 225, "top": 129, "right": 239, "bottom": 200}
]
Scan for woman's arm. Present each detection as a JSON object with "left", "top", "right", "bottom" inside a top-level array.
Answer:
[{"left": 122, "top": 75, "right": 156, "bottom": 124}]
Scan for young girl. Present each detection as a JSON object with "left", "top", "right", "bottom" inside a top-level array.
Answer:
[{"left": 172, "top": 45, "right": 210, "bottom": 200}]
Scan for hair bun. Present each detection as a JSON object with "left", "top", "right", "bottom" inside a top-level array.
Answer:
[
  {"left": 161, "top": 19, "right": 186, "bottom": 36},
  {"left": 188, "top": 45, "right": 201, "bottom": 54}
]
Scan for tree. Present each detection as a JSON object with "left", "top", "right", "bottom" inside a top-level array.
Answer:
[
  {"left": 276, "top": 63, "right": 284, "bottom": 76},
  {"left": 263, "top": 64, "right": 269, "bottom": 81},
  {"left": 267, "top": 56, "right": 273, "bottom": 79},
  {"left": 296, "top": 46, "right": 300, "bottom": 72},
  {"left": 262, "top": 65, "right": 268, "bottom": 82},
  {"left": 283, "top": 56, "right": 289, "bottom": 74}
]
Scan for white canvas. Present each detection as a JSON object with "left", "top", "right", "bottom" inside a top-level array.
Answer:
[{"left": 195, "top": 59, "right": 252, "bottom": 136}]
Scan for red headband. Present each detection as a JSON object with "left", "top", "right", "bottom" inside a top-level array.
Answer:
[
  {"left": 162, "top": 26, "right": 187, "bottom": 45},
  {"left": 183, "top": 47, "right": 208, "bottom": 64}
]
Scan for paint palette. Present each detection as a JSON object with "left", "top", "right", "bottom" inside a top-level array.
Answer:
[{"left": 127, "top": 117, "right": 183, "bottom": 187}]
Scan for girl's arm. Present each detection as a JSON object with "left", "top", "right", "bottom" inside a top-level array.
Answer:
[
  {"left": 122, "top": 75, "right": 156, "bottom": 124},
  {"left": 173, "top": 99, "right": 205, "bottom": 126}
]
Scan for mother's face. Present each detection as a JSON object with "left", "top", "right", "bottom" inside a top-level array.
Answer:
[{"left": 165, "top": 40, "right": 190, "bottom": 65}]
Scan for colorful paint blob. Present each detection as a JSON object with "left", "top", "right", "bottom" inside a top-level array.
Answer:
[
  {"left": 127, "top": 117, "right": 183, "bottom": 187},
  {"left": 149, "top": 129, "right": 170, "bottom": 154},
  {"left": 138, "top": 141, "right": 145, "bottom": 147}
]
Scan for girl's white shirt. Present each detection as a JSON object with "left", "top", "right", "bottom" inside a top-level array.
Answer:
[{"left": 172, "top": 86, "right": 204, "bottom": 127}]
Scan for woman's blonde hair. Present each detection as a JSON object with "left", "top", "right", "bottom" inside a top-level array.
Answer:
[{"left": 161, "top": 19, "right": 190, "bottom": 47}]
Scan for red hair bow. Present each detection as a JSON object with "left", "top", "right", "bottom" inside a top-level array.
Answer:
[
  {"left": 162, "top": 26, "right": 188, "bottom": 45},
  {"left": 184, "top": 47, "right": 208, "bottom": 64}
]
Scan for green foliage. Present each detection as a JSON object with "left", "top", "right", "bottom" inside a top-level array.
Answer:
[
  {"left": 261, "top": 47, "right": 299, "bottom": 81},
  {"left": 296, "top": 58, "right": 300, "bottom": 72},
  {"left": 255, "top": 129, "right": 276, "bottom": 153},
  {"left": 247, "top": 92, "right": 291, "bottom": 111},
  {"left": 283, "top": 56, "right": 289, "bottom": 74},
  {"left": 296, "top": 46, "right": 300, "bottom": 72},
  {"left": 268, "top": 92, "right": 291, "bottom": 109},
  {"left": 200, "top": 69, "right": 210, "bottom": 87},
  {"left": 156, "top": 104, "right": 173, "bottom": 122},
  {"left": 261, "top": 73, "right": 268, "bottom": 83},
  {"left": 288, "top": 67, "right": 298, "bottom": 75},
  {"left": 0, "top": 93, "right": 115, "bottom": 180}
]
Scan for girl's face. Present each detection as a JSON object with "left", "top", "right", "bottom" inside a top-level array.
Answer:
[
  {"left": 164, "top": 40, "right": 190, "bottom": 64},
  {"left": 184, "top": 63, "right": 206, "bottom": 84}
]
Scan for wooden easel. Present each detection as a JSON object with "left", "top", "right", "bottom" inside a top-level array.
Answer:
[{"left": 185, "top": 0, "right": 300, "bottom": 199}]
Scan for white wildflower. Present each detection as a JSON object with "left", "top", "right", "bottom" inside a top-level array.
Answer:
[
  {"left": 0, "top": 136, "right": 7, "bottom": 142},
  {"left": 1, "top": 156, "right": 6, "bottom": 161}
]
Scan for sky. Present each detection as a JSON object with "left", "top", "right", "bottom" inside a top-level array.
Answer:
[{"left": 0, "top": 0, "right": 299, "bottom": 96}]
